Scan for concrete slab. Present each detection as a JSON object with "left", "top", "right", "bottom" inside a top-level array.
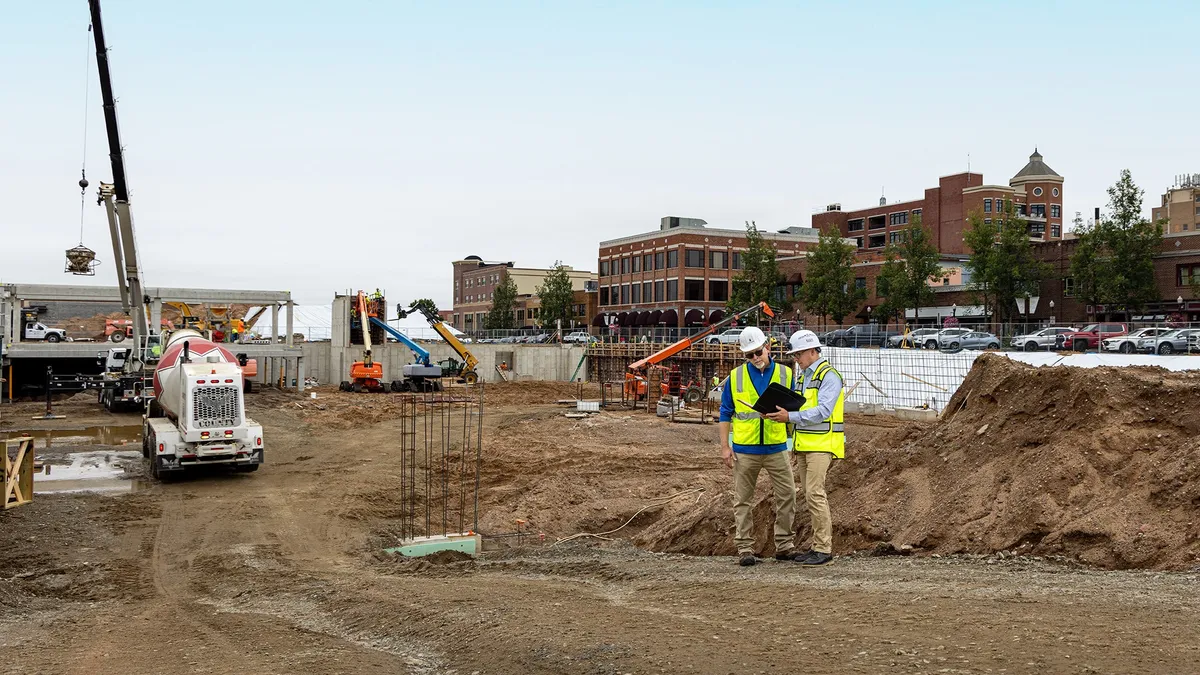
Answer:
[{"left": 384, "top": 533, "right": 481, "bottom": 558}]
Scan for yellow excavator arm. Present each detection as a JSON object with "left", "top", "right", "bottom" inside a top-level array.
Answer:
[{"left": 432, "top": 321, "right": 478, "bottom": 373}]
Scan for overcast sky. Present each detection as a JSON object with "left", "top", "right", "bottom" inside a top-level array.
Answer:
[{"left": 3, "top": 1, "right": 1198, "bottom": 329}]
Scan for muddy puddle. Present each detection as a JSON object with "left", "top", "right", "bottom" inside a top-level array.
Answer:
[
  {"left": 32, "top": 450, "right": 146, "bottom": 494},
  {"left": 0, "top": 424, "right": 142, "bottom": 450}
]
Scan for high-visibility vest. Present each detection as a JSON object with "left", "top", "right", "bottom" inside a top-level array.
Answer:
[
  {"left": 793, "top": 360, "right": 845, "bottom": 458},
  {"left": 730, "top": 361, "right": 793, "bottom": 447}
]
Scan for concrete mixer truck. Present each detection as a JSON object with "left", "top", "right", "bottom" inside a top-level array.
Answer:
[{"left": 142, "top": 330, "right": 264, "bottom": 479}]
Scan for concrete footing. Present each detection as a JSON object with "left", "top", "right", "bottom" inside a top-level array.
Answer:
[{"left": 385, "top": 532, "right": 481, "bottom": 558}]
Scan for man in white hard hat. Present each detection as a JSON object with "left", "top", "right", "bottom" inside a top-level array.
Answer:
[
  {"left": 765, "top": 329, "right": 845, "bottom": 566},
  {"left": 718, "top": 325, "right": 801, "bottom": 566}
]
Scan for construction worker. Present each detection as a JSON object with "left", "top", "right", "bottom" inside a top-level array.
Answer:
[
  {"left": 231, "top": 317, "right": 245, "bottom": 343},
  {"left": 765, "top": 329, "right": 845, "bottom": 566},
  {"left": 718, "top": 326, "right": 800, "bottom": 566}
]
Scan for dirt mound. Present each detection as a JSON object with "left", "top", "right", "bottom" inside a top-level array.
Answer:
[{"left": 638, "top": 354, "right": 1200, "bottom": 569}]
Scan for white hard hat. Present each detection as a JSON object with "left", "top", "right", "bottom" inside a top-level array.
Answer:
[
  {"left": 787, "top": 330, "right": 821, "bottom": 354},
  {"left": 738, "top": 326, "right": 768, "bottom": 352}
]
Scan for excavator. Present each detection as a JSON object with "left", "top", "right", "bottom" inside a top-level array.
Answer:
[
  {"left": 624, "top": 301, "right": 775, "bottom": 402},
  {"left": 396, "top": 301, "right": 479, "bottom": 385}
]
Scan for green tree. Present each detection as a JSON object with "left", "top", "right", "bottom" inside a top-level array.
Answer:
[
  {"left": 485, "top": 275, "right": 518, "bottom": 330},
  {"left": 963, "top": 201, "right": 1048, "bottom": 327},
  {"left": 802, "top": 225, "right": 865, "bottom": 329},
  {"left": 536, "top": 261, "right": 577, "bottom": 329},
  {"left": 728, "top": 221, "right": 790, "bottom": 315},
  {"left": 409, "top": 298, "right": 440, "bottom": 317},
  {"left": 876, "top": 214, "right": 942, "bottom": 326},
  {"left": 1070, "top": 170, "right": 1163, "bottom": 314}
]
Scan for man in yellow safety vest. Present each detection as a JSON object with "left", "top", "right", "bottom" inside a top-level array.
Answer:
[
  {"left": 765, "top": 329, "right": 844, "bottom": 566},
  {"left": 718, "top": 326, "right": 801, "bottom": 566}
]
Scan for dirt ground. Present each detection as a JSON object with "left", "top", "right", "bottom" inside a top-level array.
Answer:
[{"left": 2, "top": 375, "right": 1200, "bottom": 674}]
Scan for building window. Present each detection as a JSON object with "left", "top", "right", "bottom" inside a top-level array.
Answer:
[
  {"left": 685, "top": 249, "right": 705, "bottom": 268},
  {"left": 942, "top": 277, "right": 950, "bottom": 286},
  {"left": 620, "top": 284, "right": 629, "bottom": 304},
  {"left": 610, "top": 285, "right": 618, "bottom": 305},
  {"left": 643, "top": 254, "right": 653, "bottom": 271},
  {"left": 684, "top": 279, "right": 705, "bottom": 301},
  {"left": 642, "top": 282, "right": 651, "bottom": 303},
  {"left": 854, "top": 277, "right": 866, "bottom": 291},
  {"left": 1051, "top": 224, "right": 1061, "bottom": 237},
  {"left": 847, "top": 219, "right": 864, "bottom": 232},
  {"left": 1052, "top": 188, "right": 1060, "bottom": 197},
  {"left": 1031, "top": 204, "right": 1046, "bottom": 218},
  {"left": 1029, "top": 222, "right": 1046, "bottom": 235},
  {"left": 1179, "top": 264, "right": 1200, "bottom": 287},
  {"left": 710, "top": 251, "right": 727, "bottom": 269},
  {"left": 889, "top": 230, "right": 906, "bottom": 244},
  {"left": 911, "top": 209, "right": 922, "bottom": 220},
  {"left": 731, "top": 252, "right": 743, "bottom": 269},
  {"left": 1017, "top": 203, "right": 1028, "bottom": 216},
  {"left": 666, "top": 279, "right": 678, "bottom": 301},
  {"left": 599, "top": 260, "right": 609, "bottom": 277},
  {"left": 666, "top": 250, "right": 679, "bottom": 268},
  {"left": 855, "top": 236, "right": 864, "bottom": 248},
  {"left": 517, "top": 309, "right": 525, "bottom": 322},
  {"left": 1051, "top": 204, "right": 1061, "bottom": 218},
  {"left": 654, "top": 280, "right": 664, "bottom": 302},
  {"left": 631, "top": 255, "right": 641, "bottom": 273},
  {"left": 1063, "top": 277, "right": 1075, "bottom": 297},
  {"left": 600, "top": 287, "right": 609, "bottom": 305},
  {"left": 868, "top": 215, "right": 886, "bottom": 230},
  {"left": 630, "top": 283, "right": 641, "bottom": 304},
  {"left": 1033, "top": 187, "right": 1043, "bottom": 197},
  {"left": 868, "top": 234, "right": 886, "bottom": 248},
  {"left": 1185, "top": 223, "right": 1190, "bottom": 231},
  {"left": 984, "top": 199, "right": 992, "bottom": 213},
  {"left": 984, "top": 218, "right": 992, "bottom": 225},
  {"left": 709, "top": 279, "right": 728, "bottom": 302},
  {"left": 889, "top": 212, "right": 908, "bottom": 226}
]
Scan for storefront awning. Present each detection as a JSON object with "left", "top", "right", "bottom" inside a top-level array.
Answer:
[{"left": 660, "top": 309, "right": 678, "bottom": 326}]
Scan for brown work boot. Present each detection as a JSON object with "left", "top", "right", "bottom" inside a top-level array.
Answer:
[
  {"left": 738, "top": 552, "right": 758, "bottom": 566},
  {"left": 775, "top": 548, "right": 809, "bottom": 562}
]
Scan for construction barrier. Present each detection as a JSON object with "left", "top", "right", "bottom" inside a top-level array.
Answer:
[{"left": 4, "top": 436, "right": 34, "bottom": 509}]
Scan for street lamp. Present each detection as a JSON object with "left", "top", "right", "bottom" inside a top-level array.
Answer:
[{"left": 866, "top": 306, "right": 872, "bottom": 324}]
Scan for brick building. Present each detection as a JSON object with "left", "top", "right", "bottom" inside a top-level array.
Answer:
[
  {"left": 595, "top": 216, "right": 822, "bottom": 329},
  {"left": 811, "top": 150, "right": 1066, "bottom": 256},
  {"left": 1151, "top": 175, "right": 1200, "bottom": 234},
  {"left": 447, "top": 256, "right": 597, "bottom": 332}
]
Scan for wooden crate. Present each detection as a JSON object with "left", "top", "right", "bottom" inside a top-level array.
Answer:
[{"left": 4, "top": 436, "right": 34, "bottom": 509}]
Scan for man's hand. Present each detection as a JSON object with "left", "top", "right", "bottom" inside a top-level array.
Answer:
[
  {"left": 764, "top": 406, "right": 791, "bottom": 423},
  {"left": 721, "top": 445, "right": 735, "bottom": 469}
]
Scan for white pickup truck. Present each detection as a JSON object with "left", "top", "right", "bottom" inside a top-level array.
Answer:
[{"left": 23, "top": 322, "right": 69, "bottom": 343}]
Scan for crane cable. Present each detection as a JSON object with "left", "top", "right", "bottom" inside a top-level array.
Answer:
[{"left": 78, "top": 24, "right": 93, "bottom": 244}]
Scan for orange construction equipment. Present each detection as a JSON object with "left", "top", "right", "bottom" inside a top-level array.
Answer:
[
  {"left": 347, "top": 290, "right": 386, "bottom": 392},
  {"left": 624, "top": 302, "right": 775, "bottom": 401}
]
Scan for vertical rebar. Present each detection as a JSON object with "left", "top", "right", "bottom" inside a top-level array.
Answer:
[{"left": 473, "top": 378, "right": 483, "bottom": 534}]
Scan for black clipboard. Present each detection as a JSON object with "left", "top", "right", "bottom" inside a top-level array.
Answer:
[{"left": 738, "top": 382, "right": 805, "bottom": 415}]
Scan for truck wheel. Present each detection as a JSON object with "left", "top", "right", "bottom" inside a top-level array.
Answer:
[
  {"left": 110, "top": 332, "right": 125, "bottom": 343},
  {"left": 462, "top": 370, "right": 478, "bottom": 385},
  {"left": 351, "top": 382, "right": 364, "bottom": 393},
  {"left": 1024, "top": 341, "right": 1038, "bottom": 352},
  {"left": 243, "top": 379, "right": 254, "bottom": 394},
  {"left": 1073, "top": 339, "right": 1088, "bottom": 352},
  {"left": 47, "top": 333, "right": 61, "bottom": 343},
  {"left": 339, "top": 381, "right": 351, "bottom": 391}
]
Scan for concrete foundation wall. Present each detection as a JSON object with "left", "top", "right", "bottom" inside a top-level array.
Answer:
[{"left": 300, "top": 341, "right": 588, "bottom": 386}]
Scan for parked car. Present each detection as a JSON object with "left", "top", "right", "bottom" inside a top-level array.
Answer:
[
  {"left": 933, "top": 327, "right": 971, "bottom": 349},
  {"left": 939, "top": 330, "right": 1001, "bottom": 351},
  {"left": 886, "top": 328, "right": 941, "bottom": 349},
  {"left": 821, "top": 324, "right": 901, "bottom": 348},
  {"left": 563, "top": 331, "right": 597, "bottom": 344},
  {"left": 1009, "top": 326, "right": 1077, "bottom": 352},
  {"left": 1057, "top": 323, "right": 1128, "bottom": 351},
  {"left": 1140, "top": 328, "right": 1200, "bottom": 355},
  {"left": 705, "top": 328, "right": 744, "bottom": 345},
  {"left": 1102, "top": 327, "right": 1172, "bottom": 354}
]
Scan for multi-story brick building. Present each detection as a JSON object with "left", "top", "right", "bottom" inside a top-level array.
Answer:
[
  {"left": 811, "top": 150, "right": 1066, "bottom": 256},
  {"left": 1151, "top": 175, "right": 1200, "bottom": 234},
  {"left": 448, "top": 256, "right": 597, "bottom": 332},
  {"left": 594, "top": 216, "right": 822, "bottom": 329}
]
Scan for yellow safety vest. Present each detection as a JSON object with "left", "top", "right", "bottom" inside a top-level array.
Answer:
[
  {"left": 730, "top": 361, "right": 793, "bottom": 447},
  {"left": 793, "top": 360, "right": 845, "bottom": 458}
]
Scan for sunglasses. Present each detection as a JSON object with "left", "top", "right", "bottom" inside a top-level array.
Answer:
[{"left": 744, "top": 347, "right": 766, "bottom": 359}]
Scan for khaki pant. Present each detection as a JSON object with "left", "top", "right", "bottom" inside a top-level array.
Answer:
[
  {"left": 732, "top": 451, "right": 797, "bottom": 555},
  {"left": 795, "top": 451, "right": 833, "bottom": 554}
]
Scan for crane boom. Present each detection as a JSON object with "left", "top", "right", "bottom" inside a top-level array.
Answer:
[
  {"left": 89, "top": 0, "right": 149, "bottom": 359},
  {"left": 627, "top": 302, "right": 775, "bottom": 373},
  {"left": 356, "top": 291, "right": 373, "bottom": 366}
]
